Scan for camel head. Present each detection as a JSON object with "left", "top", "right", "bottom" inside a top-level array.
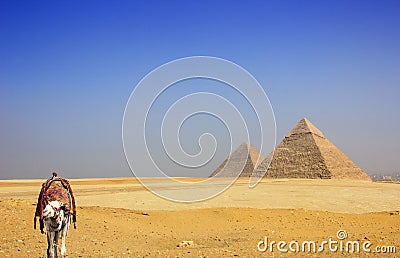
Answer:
[{"left": 43, "top": 201, "right": 66, "bottom": 231}]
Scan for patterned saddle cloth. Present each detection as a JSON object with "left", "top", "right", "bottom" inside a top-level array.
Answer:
[
  {"left": 35, "top": 176, "right": 76, "bottom": 219},
  {"left": 45, "top": 180, "right": 72, "bottom": 211}
]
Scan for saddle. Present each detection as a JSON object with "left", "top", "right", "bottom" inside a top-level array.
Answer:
[{"left": 34, "top": 173, "right": 76, "bottom": 233}]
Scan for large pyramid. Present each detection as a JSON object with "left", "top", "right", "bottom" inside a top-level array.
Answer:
[
  {"left": 209, "top": 142, "right": 264, "bottom": 177},
  {"left": 255, "top": 118, "right": 371, "bottom": 180}
]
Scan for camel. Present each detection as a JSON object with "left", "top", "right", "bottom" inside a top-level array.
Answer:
[
  {"left": 34, "top": 172, "right": 76, "bottom": 258},
  {"left": 43, "top": 201, "right": 70, "bottom": 258}
]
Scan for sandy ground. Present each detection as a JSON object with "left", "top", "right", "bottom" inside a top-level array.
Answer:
[{"left": 0, "top": 178, "right": 399, "bottom": 257}]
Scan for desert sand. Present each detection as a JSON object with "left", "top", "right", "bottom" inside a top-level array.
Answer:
[{"left": 0, "top": 178, "right": 399, "bottom": 257}]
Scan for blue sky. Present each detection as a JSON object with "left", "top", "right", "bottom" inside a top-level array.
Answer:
[{"left": 1, "top": 0, "right": 399, "bottom": 179}]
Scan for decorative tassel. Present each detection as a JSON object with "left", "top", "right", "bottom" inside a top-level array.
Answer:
[{"left": 40, "top": 220, "right": 44, "bottom": 234}]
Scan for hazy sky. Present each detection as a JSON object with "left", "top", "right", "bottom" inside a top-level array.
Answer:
[{"left": 1, "top": 0, "right": 399, "bottom": 179}]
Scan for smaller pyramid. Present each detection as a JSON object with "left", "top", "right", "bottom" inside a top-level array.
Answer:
[
  {"left": 209, "top": 142, "right": 264, "bottom": 178},
  {"left": 255, "top": 118, "right": 371, "bottom": 180}
]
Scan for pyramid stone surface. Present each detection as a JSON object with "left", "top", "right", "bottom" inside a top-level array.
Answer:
[
  {"left": 209, "top": 142, "right": 264, "bottom": 178},
  {"left": 255, "top": 118, "right": 371, "bottom": 180}
]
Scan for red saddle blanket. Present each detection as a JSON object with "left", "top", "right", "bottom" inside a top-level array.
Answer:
[{"left": 35, "top": 177, "right": 76, "bottom": 220}]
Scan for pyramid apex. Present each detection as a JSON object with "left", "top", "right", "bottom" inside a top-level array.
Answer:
[
  {"left": 286, "top": 118, "right": 325, "bottom": 138},
  {"left": 237, "top": 141, "right": 254, "bottom": 149}
]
